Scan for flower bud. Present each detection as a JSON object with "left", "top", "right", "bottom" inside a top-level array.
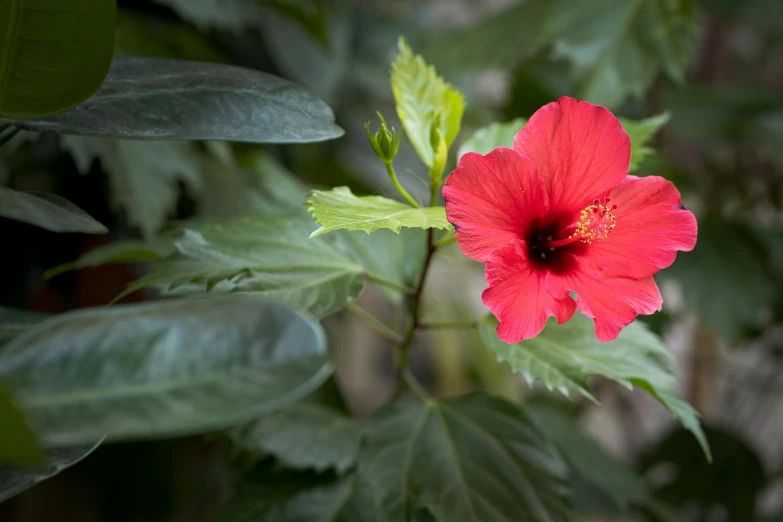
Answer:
[{"left": 365, "top": 112, "right": 401, "bottom": 164}]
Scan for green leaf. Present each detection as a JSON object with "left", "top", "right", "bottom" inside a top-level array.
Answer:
[
  {"left": 230, "top": 381, "right": 360, "bottom": 474},
  {"left": 619, "top": 113, "right": 670, "bottom": 172},
  {"left": 0, "top": 295, "right": 332, "bottom": 446},
  {"left": 222, "top": 466, "right": 373, "bottom": 522},
  {"left": 662, "top": 219, "right": 776, "bottom": 345},
  {"left": 0, "top": 440, "right": 101, "bottom": 503},
  {"left": 477, "top": 313, "right": 710, "bottom": 461},
  {"left": 526, "top": 398, "right": 649, "bottom": 512},
  {"left": 0, "top": 0, "right": 115, "bottom": 119},
  {"left": 63, "top": 137, "right": 201, "bottom": 238},
  {"left": 0, "top": 386, "right": 43, "bottom": 467},
  {"left": 457, "top": 118, "right": 527, "bottom": 159},
  {"left": 44, "top": 238, "right": 176, "bottom": 279},
  {"left": 0, "top": 187, "right": 107, "bottom": 234},
  {"left": 0, "top": 307, "right": 47, "bottom": 347},
  {"left": 357, "top": 393, "right": 571, "bottom": 522},
  {"left": 423, "top": 0, "right": 700, "bottom": 108},
  {"left": 305, "top": 187, "right": 451, "bottom": 238},
  {"left": 16, "top": 57, "right": 344, "bottom": 143},
  {"left": 391, "top": 38, "right": 464, "bottom": 169}
]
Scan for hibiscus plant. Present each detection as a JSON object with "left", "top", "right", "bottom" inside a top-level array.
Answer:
[{"left": 2, "top": 1, "right": 778, "bottom": 521}]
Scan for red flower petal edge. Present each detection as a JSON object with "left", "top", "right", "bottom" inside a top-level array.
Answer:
[{"left": 444, "top": 97, "right": 697, "bottom": 342}]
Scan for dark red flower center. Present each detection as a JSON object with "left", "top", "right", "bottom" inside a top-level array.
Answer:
[{"left": 527, "top": 198, "right": 618, "bottom": 270}]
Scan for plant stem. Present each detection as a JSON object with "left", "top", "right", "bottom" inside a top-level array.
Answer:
[
  {"left": 403, "top": 369, "right": 431, "bottom": 401},
  {"left": 434, "top": 230, "right": 456, "bottom": 248},
  {"left": 385, "top": 161, "right": 420, "bottom": 208},
  {"left": 417, "top": 321, "right": 476, "bottom": 330},
  {"left": 394, "top": 228, "right": 437, "bottom": 396},
  {"left": 0, "top": 126, "right": 20, "bottom": 147},
  {"left": 346, "top": 303, "right": 403, "bottom": 345},
  {"left": 366, "top": 272, "right": 416, "bottom": 295}
]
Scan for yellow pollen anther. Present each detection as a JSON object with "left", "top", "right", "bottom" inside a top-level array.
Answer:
[{"left": 573, "top": 198, "right": 617, "bottom": 244}]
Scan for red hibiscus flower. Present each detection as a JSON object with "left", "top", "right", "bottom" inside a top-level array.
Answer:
[{"left": 443, "top": 97, "right": 697, "bottom": 343}]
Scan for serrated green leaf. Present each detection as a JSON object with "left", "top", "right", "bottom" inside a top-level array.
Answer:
[
  {"left": 0, "top": 0, "right": 115, "bottom": 119},
  {"left": 63, "top": 137, "right": 201, "bottom": 239},
  {"left": 392, "top": 38, "right": 464, "bottom": 169},
  {"left": 0, "top": 386, "right": 43, "bottom": 467},
  {"left": 357, "top": 393, "right": 571, "bottom": 522},
  {"left": 477, "top": 313, "right": 710, "bottom": 460},
  {"left": 424, "top": 0, "right": 699, "bottom": 108},
  {"left": 222, "top": 465, "right": 373, "bottom": 522},
  {"left": 457, "top": 118, "right": 527, "bottom": 159},
  {"left": 230, "top": 380, "right": 360, "bottom": 474},
  {"left": 619, "top": 113, "right": 671, "bottom": 172},
  {"left": 306, "top": 187, "right": 451, "bottom": 238},
  {"left": 0, "top": 440, "right": 102, "bottom": 503},
  {"left": 0, "top": 296, "right": 332, "bottom": 446},
  {"left": 0, "top": 187, "right": 107, "bottom": 234},
  {"left": 16, "top": 58, "right": 344, "bottom": 143}
]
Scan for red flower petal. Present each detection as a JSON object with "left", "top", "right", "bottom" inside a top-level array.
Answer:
[
  {"left": 546, "top": 259, "right": 662, "bottom": 342},
  {"left": 584, "top": 176, "right": 697, "bottom": 278},
  {"left": 444, "top": 148, "right": 547, "bottom": 262},
  {"left": 482, "top": 240, "right": 576, "bottom": 343},
  {"left": 513, "top": 97, "right": 630, "bottom": 214}
]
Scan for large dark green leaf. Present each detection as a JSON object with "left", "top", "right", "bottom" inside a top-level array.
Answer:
[
  {"left": 0, "top": 308, "right": 48, "bottom": 347},
  {"left": 15, "top": 58, "right": 344, "bottom": 143},
  {"left": 478, "top": 313, "right": 710, "bottom": 460},
  {"left": 0, "top": 0, "right": 115, "bottom": 119},
  {"left": 0, "top": 296, "right": 331, "bottom": 446},
  {"left": 0, "top": 187, "right": 107, "bottom": 234},
  {"left": 357, "top": 393, "right": 571, "bottom": 522},
  {"left": 0, "top": 386, "right": 42, "bottom": 467},
  {"left": 230, "top": 380, "right": 360, "bottom": 474},
  {"left": 0, "top": 440, "right": 101, "bottom": 503}
]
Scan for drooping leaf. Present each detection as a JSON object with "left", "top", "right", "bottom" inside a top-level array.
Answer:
[
  {"left": 357, "top": 393, "right": 571, "bottom": 522},
  {"left": 44, "top": 238, "right": 176, "bottom": 279},
  {"left": 63, "top": 137, "right": 201, "bottom": 238},
  {"left": 15, "top": 57, "right": 344, "bottom": 143},
  {"left": 619, "top": 113, "right": 671, "bottom": 172},
  {"left": 0, "top": 386, "right": 43, "bottom": 467},
  {"left": 0, "top": 0, "right": 115, "bottom": 119},
  {"left": 306, "top": 187, "right": 451, "bottom": 238},
  {"left": 477, "top": 313, "right": 710, "bottom": 460},
  {"left": 230, "top": 380, "right": 360, "bottom": 474},
  {"left": 0, "top": 440, "right": 102, "bottom": 503},
  {"left": 391, "top": 38, "right": 464, "bottom": 169},
  {"left": 0, "top": 296, "right": 332, "bottom": 446},
  {"left": 457, "top": 118, "right": 526, "bottom": 159},
  {"left": 662, "top": 219, "right": 776, "bottom": 345},
  {"left": 423, "top": 0, "right": 700, "bottom": 108},
  {"left": 222, "top": 465, "right": 373, "bottom": 522},
  {"left": 0, "top": 187, "right": 107, "bottom": 234},
  {"left": 525, "top": 398, "right": 649, "bottom": 513}
]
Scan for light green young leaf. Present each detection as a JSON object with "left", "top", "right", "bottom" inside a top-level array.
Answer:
[
  {"left": 0, "top": 0, "right": 115, "bottom": 119},
  {"left": 457, "top": 118, "right": 527, "bottom": 159},
  {"left": 0, "top": 386, "right": 43, "bottom": 467},
  {"left": 357, "top": 393, "right": 571, "bottom": 522},
  {"left": 619, "top": 113, "right": 670, "bottom": 172},
  {"left": 0, "top": 296, "right": 331, "bottom": 446},
  {"left": 392, "top": 38, "right": 464, "bottom": 169},
  {"left": 0, "top": 187, "right": 107, "bottom": 234},
  {"left": 305, "top": 187, "right": 451, "bottom": 238},
  {"left": 477, "top": 313, "right": 710, "bottom": 460},
  {"left": 63, "top": 137, "right": 201, "bottom": 239},
  {"left": 0, "top": 440, "right": 102, "bottom": 504}
]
